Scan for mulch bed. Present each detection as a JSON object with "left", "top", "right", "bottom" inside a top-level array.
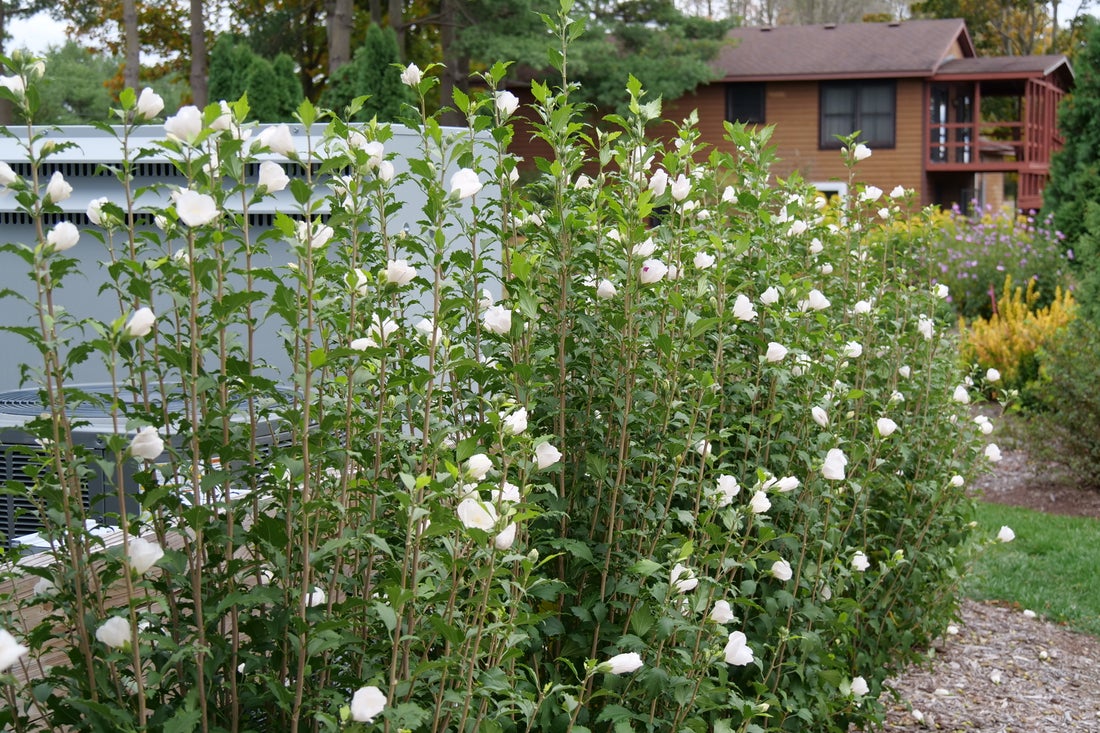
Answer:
[
  {"left": 859, "top": 447, "right": 1100, "bottom": 732},
  {"left": 972, "top": 447, "right": 1100, "bottom": 520}
]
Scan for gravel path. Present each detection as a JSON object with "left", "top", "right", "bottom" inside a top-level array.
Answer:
[
  {"left": 856, "top": 441, "right": 1100, "bottom": 732},
  {"left": 869, "top": 599, "right": 1100, "bottom": 731}
]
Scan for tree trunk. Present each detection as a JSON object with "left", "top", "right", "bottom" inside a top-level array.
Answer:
[
  {"left": 190, "top": 0, "right": 208, "bottom": 106},
  {"left": 438, "top": 0, "right": 466, "bottom": 127},
  {"left": 327, "top": 0, "right": 354, "bottom": 74},
  {"left": 1051, "top": 0, "right": 1059, "bottom": 52},
  {"left": 388, "top": 0, "right": 404, "bottom": 58},
  {"left": 369, "top": 0, "right": 382, "bottom": 26},
  {"left": 123, "top": 0, "right": 140, "bottom": 90}
]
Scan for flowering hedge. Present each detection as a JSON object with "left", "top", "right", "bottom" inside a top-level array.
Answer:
[{"left": 0, "top": 11, "right": 995, "bottom": 733}]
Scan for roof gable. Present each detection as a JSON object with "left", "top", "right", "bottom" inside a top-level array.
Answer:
[{"left": 715, "top": 19, "right": 975, "bottom": 81}]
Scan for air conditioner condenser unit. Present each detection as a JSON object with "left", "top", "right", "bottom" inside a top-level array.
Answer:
[{"left": 0, "top": 385, "right": 292, "bottom": 549}]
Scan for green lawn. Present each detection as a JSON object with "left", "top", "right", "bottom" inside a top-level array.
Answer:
[{"left": 964, "top": 501, "right": 1100, "bottom": 637}]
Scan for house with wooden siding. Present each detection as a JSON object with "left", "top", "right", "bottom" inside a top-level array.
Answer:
[{"left": 660, "top": 19, "right": 1074, "bottom": 211}]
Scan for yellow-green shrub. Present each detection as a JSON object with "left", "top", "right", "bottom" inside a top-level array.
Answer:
[{"left": 959, "top": 275, "right": 1076, "bottom": 391}]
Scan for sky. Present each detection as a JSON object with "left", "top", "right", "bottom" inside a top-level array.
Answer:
[{"left": 8, "top": 13, "right": 70, "bottom": 55}]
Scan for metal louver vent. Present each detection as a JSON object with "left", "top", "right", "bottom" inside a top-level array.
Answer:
[
  {"left": 0, "top": 443, "right": 93, "bottom": 543},
  {"left": 0, "top": 385, "right": 293, "bottom": 547},
  {"left": 9, "top": 161, "right": 115, "bottom": 179},
  {"left": 244, "top": 161, "right": 322, "bottom": 178},
  {"left": 0, "top": 210, "right": 295, "bottom": 228}
]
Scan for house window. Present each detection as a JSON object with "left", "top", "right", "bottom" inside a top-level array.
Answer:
[
  {"left": 820, "top": 81, "right": 895, "bottom": 148},
  {"left": 726, "top": 83, "right": 765, "bottom": 124}
]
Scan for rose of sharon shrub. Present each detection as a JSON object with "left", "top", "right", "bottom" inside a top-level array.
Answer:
[{"left": 0, "top": 20, "right": 985, "bottom": 733}]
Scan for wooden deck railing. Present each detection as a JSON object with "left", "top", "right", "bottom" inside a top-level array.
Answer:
[{"left": 926, "top": 121, "right": 1029, "bottom": 169}]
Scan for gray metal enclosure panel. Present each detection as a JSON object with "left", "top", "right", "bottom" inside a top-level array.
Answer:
[{"left": 0, "top": 124, "right": 498, "bottom": 390}]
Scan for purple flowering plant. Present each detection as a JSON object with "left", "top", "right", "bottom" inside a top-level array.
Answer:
[{"left": 924, "top": 203, "right": 1073, "bottom": 320}]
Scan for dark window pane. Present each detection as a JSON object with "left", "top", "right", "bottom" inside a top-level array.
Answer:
[
  {"left": 861, "top": 85, "right": 893, "bottom": 114},
  {"left": 863, "top": 114, "right": 893, "bottom": 145},
  {"left": 823, "top": 87, "right": 855, "bottom": 116},
  {"left": 726, "top": 83, "right": 766, "bottom": 124},
  {"left": 822, "top": 115, "right": 853, "bottom": 144},
  {"left": 820, "top": 81, "right": 895, "bottom": 148}
]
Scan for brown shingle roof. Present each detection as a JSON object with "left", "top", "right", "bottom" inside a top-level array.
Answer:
[
  {"left": 936, "top": 55, "right": 1074, "bottom": 80},
  {"left": 715, "top": 19, "right": 973, "bottom": 81}
]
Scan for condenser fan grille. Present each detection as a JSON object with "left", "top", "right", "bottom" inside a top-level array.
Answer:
[
  {"left": 0, "top": 387, "right": 188, "bottom": 418},
  {"left": 0, "top": 389, "right": 65, "bottom": 417},
  {"left": 0, "top": 385, "right": 292, "bottom": 548}
]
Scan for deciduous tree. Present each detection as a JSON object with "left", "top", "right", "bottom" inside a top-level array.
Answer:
[
  {"left": 327, "top": 0, "right": 355, "bottom": 73},
  {"left": 49, "top": 0, "right": 219, "bottom": 102},
  {"left": 0, "top": 0, "right": 50, "bottom": 59},
  {"left": 191, "top": 0, "right": 208, "bottom": 106},
  {"left": 122, "top": 0, "right": 139, "bottom": 89},
  {"left": 911, "top": 0, "right": 1085, "bottom": 55}
]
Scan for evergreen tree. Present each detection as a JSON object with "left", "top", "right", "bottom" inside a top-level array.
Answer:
[
  {"left": 320, "top": 53, "right": 360, "bottom": 115},
  {"left": 35, "top": 42, "right": 120, "bottom": 124},
  {"left": 1043, "top": 17, "right": 1100, "bottom": 259},
  {"left": 245, "top": 55, "right": 281, "bottom": 122},
  {"left": 1070, "top": 202, "right": 1100, "bottom": 324},
  {"left": 206, "top": 1, "right": 729, "bottom": 118},
  {"left": 206, "top": 34, "right": 303, "bottom": 121},
  {"left": 573, "top": 1, "right": 733, "bottom": 112},
  {"left": 453, "top": 0, "right": 732, "bottom": 115},
  {"left": 271, "top": 54, "right": 305, "bottom": 119},
  {"left": 207, "top": 34, "right": 253, "bottom": 104},
  {"left": 25, "top": 42, "right": 185, "bottom": 124},
  {"left": 320, "top": 24, "right": 409, "bottom": 121}
]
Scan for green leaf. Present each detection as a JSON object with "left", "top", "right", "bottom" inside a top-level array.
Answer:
[
  {"left": 517, "top": 290, "right": 540, "bottom": 320},
  {"left": 289, "top": 177, "right": 312, "bottom": 205},
  {"left": 511, "top": 252, "right": 532, "bottom": 281},
  {"left": 551, "top": 537, "right": 594, "bottom": 564},
  {"left": 630, "top": 559, "right": 662, "bottom": 577},
  {"left": 389, "top": 702, "right": 432, "bottom": 730},
  {"left": 374, "top": 600, "right": 398, "bottom": 632},
  {"left": 297, "top": 98, "right": 317, "bottom": 126},
  {"left": 630, "top": 604, "right": 655, "bottom": 636},
  {"left": 597, "top": 704, "right": 636, "bottom": 725},
  {"left": 452, "top": 86, "right": 470, "bottom": 114}
]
